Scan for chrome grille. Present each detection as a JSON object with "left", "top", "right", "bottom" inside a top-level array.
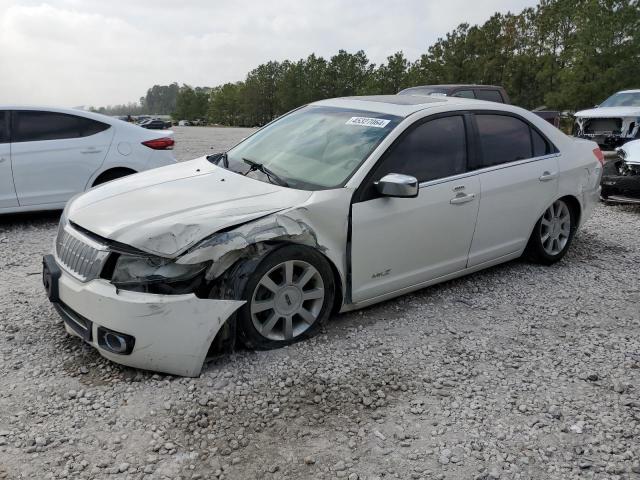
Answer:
[{"left": 55, "top": 225, "right": 110, "bottom": 282}]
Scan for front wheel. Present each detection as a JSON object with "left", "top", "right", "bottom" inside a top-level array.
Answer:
[
  {"left": 236, "top": 245, "right": 335, "bottom": 350},
  {"left": 525, "top": 199, "right": 576, "bottom": 265}
]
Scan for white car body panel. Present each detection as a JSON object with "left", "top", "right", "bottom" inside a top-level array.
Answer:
[
  {"left": 351, "top": 175, "right": 480, "bottom": 302},
  {"left": 46, "top": 96, "right": 601, "bottom": 376},
  {"left": 0, "top": 105, "right": 177, "bottom": 214},
  {"left": 0, "top": 142, "right": 18, "bottom": 208},
  {"left": 468, "top": 155, "right": 559, "bottom": 267}
]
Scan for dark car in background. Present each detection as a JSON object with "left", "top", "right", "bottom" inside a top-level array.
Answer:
[
  {"left": 398, "top": 84, "right": 561, "bottom": 128},
  {"left": 140, "top": 119, "right": 169, "bottom": 130}
]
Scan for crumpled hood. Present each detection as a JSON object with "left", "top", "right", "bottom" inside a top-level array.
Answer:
[
  {"left": 67, "top": 156, "right": 313, "bottom": 257},
  {"left": 575, "top": 106, "right": 640, "bottom": 118}
]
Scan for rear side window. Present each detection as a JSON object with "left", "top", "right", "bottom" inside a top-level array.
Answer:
[
  {"left": 452, "top": 90, "right": 475, "bottom": 99},
  {"left": 0, "top": 111, "right": 8, "bottom": 143},
  {"left": 475, "top": 90, "right": 504, "bottom": 103},
  {"left": 11, "top": 111, "right": 110, "bottom": 142},
  {"left": 532, "top": 128, "right": 551, "bottom": 156},
  {"left": 476, "top": 114, "right": 532, "bottom": 167},
  {"left": 375, "top": 115, "right": 467, "bottom": 184}
]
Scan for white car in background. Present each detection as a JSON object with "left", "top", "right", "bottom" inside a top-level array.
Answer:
[
  {"left": 0, "top": 106, "right": 177, "bottom": 214},
  {"left": 573, "top": 89, "right": 640, "bottom": 149},
  {"left": 42, "top": 95, "right": 602, "bottom": 377}
]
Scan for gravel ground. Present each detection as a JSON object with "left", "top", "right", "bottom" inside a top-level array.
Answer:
[{"left": 0, "top": 127, "right": 639, "bottom": 479}]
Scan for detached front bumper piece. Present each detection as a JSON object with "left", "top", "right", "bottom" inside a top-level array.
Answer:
[{"left": 43, "top": 255, "right": 244, "bottom": 377}]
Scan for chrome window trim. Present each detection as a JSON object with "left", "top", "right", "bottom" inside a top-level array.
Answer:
[{"left": 417, "top": 153, "right": 560, "bottom": 189}]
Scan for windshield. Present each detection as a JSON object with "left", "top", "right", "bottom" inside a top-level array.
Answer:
[
  {"left": 599, "top": 92, "right": 640, "bottom": 107},
  {"left": 223, "top": 106, "right": 401, "bottom": 190}
]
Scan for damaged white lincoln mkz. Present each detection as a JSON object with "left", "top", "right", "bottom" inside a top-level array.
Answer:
[{"left": 43, "top": 95, "right": 603, "bottom": 376}]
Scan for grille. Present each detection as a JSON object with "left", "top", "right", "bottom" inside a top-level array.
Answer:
[
  {"left": 55, "top": 225, "right": 110, "bottom": 282},
  {"left": 584, "top": 118, "right": 622, "bottom": 134}
]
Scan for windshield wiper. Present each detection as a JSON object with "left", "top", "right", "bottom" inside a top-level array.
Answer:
[
  {"left": 206, "top": 151, "right": 229, "bottom": 168},
  {"left": 242, "top": 158, "right": 289, "bottom": 187}
]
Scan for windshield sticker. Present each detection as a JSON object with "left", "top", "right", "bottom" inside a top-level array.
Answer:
[{"left": 345, "top": 117, "right": 391, "bottom": 128}]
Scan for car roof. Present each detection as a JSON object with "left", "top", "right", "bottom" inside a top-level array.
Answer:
[
  {"left": 617, "top": 89, "right": 640, "bottom": 93},
  {"left": 0, "top": 105, "right": 118, "bottom": 124},
  {"left": 403, "top": 84, "right": 504, "bottom": 89},
  {"left": 313, "top": 95, "right": 503, "bottom": 117}
]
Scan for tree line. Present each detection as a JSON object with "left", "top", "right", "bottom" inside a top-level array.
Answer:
[{"left": 91, "top": 0, "right": 639, "bottom": 126}]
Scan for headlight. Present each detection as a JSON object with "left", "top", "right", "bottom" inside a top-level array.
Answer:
[{"left": 110, "top": 254, "right": 208, "bottom": 286}]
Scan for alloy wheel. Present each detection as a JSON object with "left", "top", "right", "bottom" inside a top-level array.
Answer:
[
  {"left": 250, "top": 260, "right": 325, "bottom": 341},
  {"left": 540, "top": 200, "right": 571, "bottom": 256}
]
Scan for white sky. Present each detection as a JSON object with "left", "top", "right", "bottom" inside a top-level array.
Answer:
[{"left": 0, "top": 0, "right": 537, "bottom": 107}]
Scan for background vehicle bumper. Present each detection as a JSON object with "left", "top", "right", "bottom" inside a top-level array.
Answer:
[{"left": 51, "top": 266, "right": 244, "bottom": 377}]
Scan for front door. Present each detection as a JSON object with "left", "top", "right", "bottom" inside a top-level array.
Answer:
[
  {"left": 0, "top": 111, "right": 18, "bottom": 208},
  {"left": 350, "top": 114, "right": 480, "bottom": 303},
  {"left": 10, "top": 110, "right": 113, "bottom": 206}
]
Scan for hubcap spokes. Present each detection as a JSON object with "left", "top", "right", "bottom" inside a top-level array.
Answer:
[
  {"left": 540, "top": 200, "right": 570, "bottom": 255},
  {"left": 251, "top": 260, "right": 325, "bottom": 341}
]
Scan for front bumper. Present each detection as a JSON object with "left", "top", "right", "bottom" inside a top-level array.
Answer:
[
  {"left": 601, "top": 161, "right": 640, "bottom": 203},
  {"left": 43, "top": 255, "right": 244, "bottom": 377}
]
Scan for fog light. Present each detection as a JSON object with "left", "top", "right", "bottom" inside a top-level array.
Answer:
[{"left": 97, "top": 327, "right": 135, "bottom": 355}]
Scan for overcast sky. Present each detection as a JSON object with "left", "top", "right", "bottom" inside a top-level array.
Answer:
[{"left": 0, "top": 0, "right": 538, "bottom": 107}]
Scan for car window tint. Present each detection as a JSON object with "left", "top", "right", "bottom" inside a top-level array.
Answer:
[
  {"left": 12, "top": 111, "right": 110, "bottom": 142},
  {"left": 0, "top": 111, "right": 7, "bottom": 143},
  {"left": 531, "top": 128, "right": 550, "bottom": 157},
  {"left": 377, "top": 115, "right": 467, "bottom": 183},
  {"left": 475, "top": 90, "right": 504, "bottom": 103},
  {"left": 452, "top": 90, "right": 475, "bottom": 99},
  {"left": 476, "top": 114, "right": 532, "bottom": 166}
]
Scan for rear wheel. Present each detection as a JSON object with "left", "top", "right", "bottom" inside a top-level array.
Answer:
[
  {"left": 525, "top": 199, "right": 576, "bottom": 265},
  {"left": 237, "top": 245, "right": 335, "bottom": 350}
]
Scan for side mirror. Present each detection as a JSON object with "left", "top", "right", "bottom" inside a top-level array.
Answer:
[{"left": 375, "top": 173, "right": 419, "bottom": 198}]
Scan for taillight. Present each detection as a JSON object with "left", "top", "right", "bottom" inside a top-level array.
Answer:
[
  {"left": 593, "top": 147, "right": 604, "bottom": 166},
  {"left": 142, "top": 137, "right": 174, "bottom": 150}
]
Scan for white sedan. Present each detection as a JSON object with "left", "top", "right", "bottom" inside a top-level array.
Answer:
[
  {"left": 42, "top": 95, "right": 603, "bottom": 376},
  {"left": 0, "top": 106, "right": 176, "bottom": 214}
]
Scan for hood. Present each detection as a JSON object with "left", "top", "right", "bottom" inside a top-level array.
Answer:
[
  {"left": 67, "top": 156, "right": 313, "bottom": 257},
  {"left": 575, "top": 106, "right": 640, "bottom": 118}
]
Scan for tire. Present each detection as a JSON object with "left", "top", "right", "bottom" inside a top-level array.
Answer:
[
  {"left": 93, "top": 168, "right": 136, "bottom": 186},
  {"left": 525, "top": 198, "right": 577, "bottom": 265},
  {"left": 236, "top": 245, "right": 335, "bottom": 350}
]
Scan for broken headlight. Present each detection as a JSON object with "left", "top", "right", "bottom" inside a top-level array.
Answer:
[{"left": 110, "top": 254, "right": 208, "bottom": 286}]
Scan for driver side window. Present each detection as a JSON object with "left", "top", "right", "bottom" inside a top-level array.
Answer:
[{"left": 361, "top": 115, "right": 467, "bottom": 200}]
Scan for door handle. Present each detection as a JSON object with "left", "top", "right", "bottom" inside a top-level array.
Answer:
[
  {"left": 450, "top": 193, "right": 476, "bottom": 205},
  {"left": 81, "top": 149, "right": 101, "bottom": 154},
  {"left": 539, "top": 171, "right": 557, "bottom": 182}
]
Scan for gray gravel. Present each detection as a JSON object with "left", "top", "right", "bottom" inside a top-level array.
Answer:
[{"left": 0, "top": 127, "right": 639, "bottom": 479}]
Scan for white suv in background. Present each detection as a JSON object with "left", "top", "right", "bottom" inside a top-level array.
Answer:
[{"left": 0, "top": 106, "right": 177, "bottom": 214}]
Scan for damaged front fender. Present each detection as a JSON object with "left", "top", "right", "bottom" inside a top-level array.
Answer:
[{"left": 178, "top": 213, "right": 322, "bottom": 280}]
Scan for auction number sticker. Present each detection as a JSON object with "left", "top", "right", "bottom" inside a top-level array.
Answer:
[{"left": 345, "top": 117, "right": 390, "bottom": 128}]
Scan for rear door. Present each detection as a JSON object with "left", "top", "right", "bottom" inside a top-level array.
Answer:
[
  {"left": 0, "top": 110, "right": 18, "bottom": 208},
  {"left": 467, "top": 112, "right": 559, "bottom": 267},
  {"left": 351, "top": 114, "right": 480, "bottom": 303},
  {"left": 10, "top": 110, "right": 114, "bottom": 206}
]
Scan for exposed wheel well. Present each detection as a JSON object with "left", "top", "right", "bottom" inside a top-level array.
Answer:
[
  {"left": 559, "top": 194, "right": 582, "bottom": 227},
  {"left": 92, "top": 167, "right": 137, "bottom": 187}
]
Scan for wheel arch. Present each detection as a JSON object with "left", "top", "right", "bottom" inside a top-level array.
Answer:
[
  {"left": 558, "top": 194, "right": 582, "bottom": 228},
  {"left": 91, "top": 167, "right": 137, "bottom": 187}
]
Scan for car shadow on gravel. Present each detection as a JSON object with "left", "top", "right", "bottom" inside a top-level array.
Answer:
[{"left": 0, "top": 210, "right": 61, "bottom": 228}]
